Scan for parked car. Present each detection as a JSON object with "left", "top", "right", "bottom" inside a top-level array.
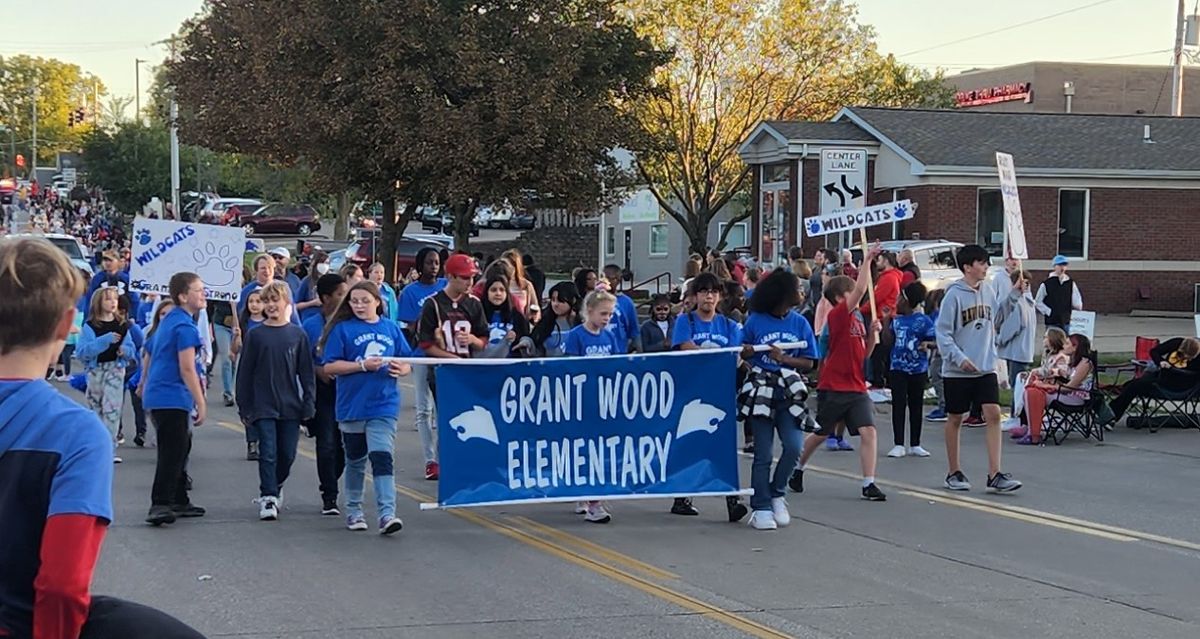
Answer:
[
  {"left": 339, "top": 234, "right": 450, "bottom": 276},
  {"left": 199, "top": 197, "right": 262, "bottom": 225},
  {"left": 420, "top": 206, "right": 479, "bottom": 236},
  {"left": 6, "top": 233, "right": 93, "bottom": 280},
  {"left": 848, "top": 240, "right": 1005, "bottom": 291},
  {"left": 0, "top": 177, "right": 14, "bottom": 204},
  {"left": 240, "top": 203, "right": 322, "bottom": 236},
  {"left": 509, "top": 210, "right": 536, "bottom": 230},
  {"left": 220, "top": 202, "right": 266, "bottom": 227}
]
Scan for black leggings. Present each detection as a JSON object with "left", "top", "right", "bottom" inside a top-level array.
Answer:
[
  {"left": 889, "top": 371, "right": 928, "bottom": 447},
  {"left": 79, "top": 596, "right": 205, "bottom": 638}
]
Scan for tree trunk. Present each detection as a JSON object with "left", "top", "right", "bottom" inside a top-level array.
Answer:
[
  {"left": 380, "top": 197, "right": 399, "bottom": 284},
  {"left": 333, "top": 191, "right": 352, "bottom": 241},
  {"left": 453, "top": 199, "right": 477, "bottom": 253}
]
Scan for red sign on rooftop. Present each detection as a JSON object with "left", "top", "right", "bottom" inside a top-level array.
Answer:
[{"left": 955, "top": 82, "right": 1033, "bottom": 108}]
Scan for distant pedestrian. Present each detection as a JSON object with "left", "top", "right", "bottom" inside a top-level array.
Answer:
[
  {"left": 1035, "top": 255, "right": 1082, "bottom": 330},
  {"left": 639, "top": 293, "right": 674, "bottom": 353}
]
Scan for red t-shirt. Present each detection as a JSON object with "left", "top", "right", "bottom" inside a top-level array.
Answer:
[{"left": 818, "top": 302, "right": 867, "bottom": 393}]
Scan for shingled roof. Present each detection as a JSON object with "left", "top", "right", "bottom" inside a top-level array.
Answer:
[
  {"left": 836, "top": 107, "right": 1200, "bottom": 173},
  {"left": 761, "top": 120, "right": 875, "bottom": 142}
]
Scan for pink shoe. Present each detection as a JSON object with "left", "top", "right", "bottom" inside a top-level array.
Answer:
[
  {"left": 1009, "top": 426, "right": 1028, "bottom": 439},
  {"left": 1015, "top": 434, "right": 1039, "bottom": 445}
]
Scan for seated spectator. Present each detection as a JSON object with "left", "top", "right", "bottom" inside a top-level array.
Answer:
[
  {"left": 1106, "top": 337, "right": 1200, "bottom": 424},
  {"left": 1015, "top": 333, "right": 1096, "bottom": 445}
]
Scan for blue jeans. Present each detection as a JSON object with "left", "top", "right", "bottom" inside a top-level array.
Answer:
[
  {"left": 213, "top": 324, "right": 235, "bottom": 397},
  {"left": 749, "top": 410, "right": 802, "bottom": 511},
  {"left": 254, "top": 418, "right": 301, "bottom": 497},
  {"left": 412, "top": 364, "right": 436, "bottom": 463},
  {"left": 341, "top": 417, "right": 398, "bottom": 520}
]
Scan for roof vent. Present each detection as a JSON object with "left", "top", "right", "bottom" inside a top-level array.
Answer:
[{"left": 1143, "top": 124, "right": 1154, "bottom": 144}]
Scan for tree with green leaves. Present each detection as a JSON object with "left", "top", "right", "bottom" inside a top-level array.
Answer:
[
  {"left": 0, "top": 55, "right": 108, "bottom": 170},
  {"left": 166, "top": 0, "right": 664, "bottom": 277},
  {"left": 623, "top": 0, "right": 953, "bottom": 255}
]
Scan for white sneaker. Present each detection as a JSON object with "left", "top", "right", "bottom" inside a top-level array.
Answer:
[
  {"left": 584, "top": 502, "right": 611, "bottom": 524},
  {"left": 908, "top": 445, "right": 931, "bottom": 457},
  {"left": 573, "top": 501, "right": 587, "bottom": 515},
  {"left": 1000, "top": 416, "right": 1021, "bottom": 432},
  {"left": 770, "top": 497, "right": 791, "bottom": 527},
  {"left": 112, "top": 456, "right": 122, "bottom": 464},
  {"left": 886, "top": 445, "right": 907, "bottom": 458},
  {"left": 258, "top": 496, "right": 279, "bottom": 521},
  {"left": 748, "top": 510, "right": 777, "bottom": 530}
]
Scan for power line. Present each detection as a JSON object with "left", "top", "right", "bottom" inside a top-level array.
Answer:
[{"left": 899, "top": 0, "right": 1123, "bottom": 57}]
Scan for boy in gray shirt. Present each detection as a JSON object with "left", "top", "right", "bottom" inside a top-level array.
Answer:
[{"left": 935, "top": 245, "right": 1022, "bottom": 494}]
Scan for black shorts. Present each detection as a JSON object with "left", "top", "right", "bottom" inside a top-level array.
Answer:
[
  {"left": 815, "top": 391, "right": 875, "bottom": 436},
  {"left": 943, "top": 373, "right": 1000, "bottom": 415}
]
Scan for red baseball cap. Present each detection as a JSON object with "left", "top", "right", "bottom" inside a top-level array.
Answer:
[{"left": 444, "top": 254, "right": 478, "bottom": 278}]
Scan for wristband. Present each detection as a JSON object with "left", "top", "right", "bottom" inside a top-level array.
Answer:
[{"left": 359, "top": 359, "right": 367, "bottom": 372}]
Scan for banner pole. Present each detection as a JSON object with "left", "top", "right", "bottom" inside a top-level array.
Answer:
[{"left": 858, "top": 226, "right": 877, "bottom": 320}]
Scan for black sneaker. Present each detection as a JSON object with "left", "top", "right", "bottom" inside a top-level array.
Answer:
[
  {"left": 788, "top": 468, "right": 804, "bottom": 493},
  {"left": 171, "top": 503, "right": 206, "bottom": 518},
  {"left": 321, "top": 499, "right": 340, "bottom": 516},
  {"left": 725, "top": 496, "right": 748, "bottom": 523},
  {"left": 986, "top": 472, "right": 1022, "bottom": 493},
  {"left": 670, "top": 497, "right": 700, "bottom": 516},
  {"left": 146, "top": 505, "right": 176, "bottom": 526},
  {"left": 223, "top": 393, "right": 235, "bottom": 407},
  {"left": 247, "top": 441, "right": 259, "bottom": 461},
  {"left": 861, "top": 483, "right": 887, "bottom": 501},
  {"left": 133, "top": 434, "right": 145, "bottom": 448},
  {"left": 742, "top": 440, "right": 755, "bottom": 454}
]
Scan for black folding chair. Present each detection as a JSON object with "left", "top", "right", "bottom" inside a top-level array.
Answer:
[
  {"left": 1127, "top": 369, "right": 1200, "bottom": 432},
  {"left": 1042, "top": 367, "right": 1105, "bottom": 445}
]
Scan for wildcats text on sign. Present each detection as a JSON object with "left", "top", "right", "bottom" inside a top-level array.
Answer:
[{"left": 803, "top": 199, "right": 917, "bottom": 238}]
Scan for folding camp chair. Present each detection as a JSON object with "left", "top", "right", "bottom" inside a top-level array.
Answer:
[
  {"left": 1128, "top": 369, "right": 1200, "bottom": 432},
  {"left": 1042, "top": 367, "right": 1106, "bottom": 445}
]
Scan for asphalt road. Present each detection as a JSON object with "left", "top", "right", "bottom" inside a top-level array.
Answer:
[{"left": 85, "top": 378, "right": 1200, "bottom": 639}]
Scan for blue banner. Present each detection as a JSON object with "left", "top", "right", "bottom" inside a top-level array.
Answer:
[{"left": 434, "top": 351, "right": 740, "bottom": 508}]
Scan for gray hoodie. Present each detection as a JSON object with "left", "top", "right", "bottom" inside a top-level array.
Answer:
[
  {"left": 995, "top": 289, "right": 1037, "bottom": 364},
  {"left": 936, "top": 278, "right": 998, "bottom": 378}
]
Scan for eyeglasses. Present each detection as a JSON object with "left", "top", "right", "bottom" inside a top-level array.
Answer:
[{"left": 695, "top": 288, "right": 721, "bottom": 295}]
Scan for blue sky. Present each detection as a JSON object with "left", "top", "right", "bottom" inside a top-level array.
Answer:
[{"left": 0, "top": 0, "right": 1189, "bottom": 109}]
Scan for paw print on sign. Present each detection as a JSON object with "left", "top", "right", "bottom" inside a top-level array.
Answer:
[
  {"left": 807, "top": 220, "right": 822, "bottom": 237},
  {"left": 892, "top": 202, "right": 910, "bottom": 220},
  {"left": 135, "top": 228, "right": 152, "bottom": 246},
  {"left": 193, "top": 242, "right": 239, "bottom": 287}
]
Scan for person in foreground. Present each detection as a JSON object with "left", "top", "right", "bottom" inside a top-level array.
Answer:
[
  {"left": 0, "top": 238, "right": 204, "bottom": 639},
  {"left": 936, "top": 245, "right": 1022, "bottom": 494}
]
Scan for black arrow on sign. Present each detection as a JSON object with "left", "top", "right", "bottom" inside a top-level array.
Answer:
[
  {"left": 841, "top": 175, "right": 863, "bottom": 199},
  {"left": 823, "top": 182, "right": 846, "bottom": 207}
]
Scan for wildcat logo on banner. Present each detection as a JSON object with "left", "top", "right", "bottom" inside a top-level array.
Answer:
[
  {"left": 128, "top": 217, "right": 246, "bottom": 301},
  {"left": 434, "top": 351, "right": 741, "bottom": 509}
]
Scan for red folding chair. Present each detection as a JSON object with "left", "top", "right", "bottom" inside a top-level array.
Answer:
[{"left": 1134, "top": 337, "right": 1159, "bottom": 379}]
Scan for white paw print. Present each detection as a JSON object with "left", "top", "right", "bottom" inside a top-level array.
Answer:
[{"left": 193, "top": 242, "right": 239, "bottom": 287}]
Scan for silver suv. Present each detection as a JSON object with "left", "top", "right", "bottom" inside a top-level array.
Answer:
[{"left": 851, "top": 240, "right": 1005, "bottom": 291}]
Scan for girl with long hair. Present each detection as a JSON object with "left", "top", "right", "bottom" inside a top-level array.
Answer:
[
  {"left": 76, "top": 287, "right": 138, "bottom": 462},
  {"left": 368, "top": 262, "right": 399, "bottom": 320},
  {"left": 1016, "top": 333, "right": 1096, "bottom": 445},
  {"left": 479, "top": 273, "right": 533, "bottom": 358},
  {"left": 531, "top": 282, "right": 581, "bottom": 357},
  {"left": 317, "top": 281, "right": 413, "bottom": 535}
]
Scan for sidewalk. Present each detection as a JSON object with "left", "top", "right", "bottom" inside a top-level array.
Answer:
[{"left": 1091, "top": 314, "right": 1195, "bottom": 353}]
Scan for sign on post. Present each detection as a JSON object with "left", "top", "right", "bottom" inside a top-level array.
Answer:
[
  {"left": 433, "top": 350, "right": 742, "bottom": 509},
  {"left": 1068, "top": 310, "right": 1096, "bottom": 341},
  {"left": 803, "top": 200, "right": 916, "bottom": 238},
  {"left": 129, "top": 217, "right": 246, "bottom": 302},
  {"left": 819, "top": 148, "right": 868, "bottom": 216},
  {"left": 617, "top": 188, "right": 660, "bottom": 224},
  {"left": 995, "top": 152, "right": 1028, "bottom": 260}
]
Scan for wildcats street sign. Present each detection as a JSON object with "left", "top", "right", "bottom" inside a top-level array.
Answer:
[{"left": 802, "top": 199, "right": 917, "bottom": 238}]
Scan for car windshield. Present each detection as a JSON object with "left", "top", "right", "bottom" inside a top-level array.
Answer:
[{"left": 47, "top": 237, "right": 84, "bottom": 259}]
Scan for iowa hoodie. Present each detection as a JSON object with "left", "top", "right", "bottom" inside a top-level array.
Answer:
[{"left": 936, "top": 278, "right": 998, "bottom": 378}]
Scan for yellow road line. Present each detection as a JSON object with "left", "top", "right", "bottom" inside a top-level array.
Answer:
[
  {"left": 220, "top": 421, "right": 791, "bottom": 638},
  {"left": 809, "top": 464, "right": 1200, "bottom": 551}
]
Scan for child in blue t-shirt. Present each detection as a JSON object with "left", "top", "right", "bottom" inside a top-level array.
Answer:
[
  {"left": 886, "top": 282, "right": 936, "bottom": 459},
  {"left": 562, "top": 290, "right": 622, "bottom": 524},
  {"left": 318, "top": 280, "right": 412, "bottom": 536}
]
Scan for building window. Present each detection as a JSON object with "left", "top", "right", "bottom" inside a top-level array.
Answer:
[
  {"left": 649, "top": 224, "right": 669, "bottom": 256},
  {"left": 606, "top": 226, "right": 615, "bottom": 256},
  {"left": 719, "top": 222, "right": 749, "bottom": 248},
  {"left": 1058, "top": 189, "right": 1089, "bottom": 259},
  {"left": 976, "top": 188, "right": 1004, "bottom": 257},
  {"left": 761, "top": 162, "right": 791, "bottom": 185}
]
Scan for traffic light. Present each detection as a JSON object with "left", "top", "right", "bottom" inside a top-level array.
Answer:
[{"left": 67, "top": 107, "right": 86, "bottom": 127}]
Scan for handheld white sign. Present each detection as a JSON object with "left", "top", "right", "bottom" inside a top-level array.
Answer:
[
  {"left": 803, "top": 199, "right": 916, "bottom": 238},
  {"left": 995, "top": 152, "right": 1028, "bottom": 260},
  {"left": 1068, "top": 310, "right": 1096, "bottom": 341},
  {"left": 129, "top": 217, "right": 246, "bottom": 302}
]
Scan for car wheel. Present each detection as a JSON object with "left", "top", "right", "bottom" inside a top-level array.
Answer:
[
  {"left": 242, "top": 223, "right": 257, "bottom": 235},
  {"left": 297, "top": 223, "right": 312, "bottom": 237}
]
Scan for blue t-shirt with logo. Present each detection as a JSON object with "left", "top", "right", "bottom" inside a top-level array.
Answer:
[
  {"left": 397, "top": 280, "right": 446, "bottom": 326},
  {"left": 301, "top": 313, "right": 326, "bottom": 359},
  {"left": 320, "top": 317, "right": 411, "bottom": 421},
  {"left": 889, "top": 312, "right": 937, "bottom": 374},
  {"left": 564, "top": 325, "right": 625, "bottom": 357},
  {"left": 741, "top": 310, "right": 819, "bottom": 371},
  {"left": 671, "top": 312, "right": 743, "bottom": 349},
  {"left": 143, "top": 307, "right": 204, "bottom": 411},
  {"left": 605, "top": 294, "right": 640, "bottom": 350}
]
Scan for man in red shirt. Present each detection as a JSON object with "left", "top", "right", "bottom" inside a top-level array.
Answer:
[
  {"left": 791, "top": 246, "right": 887, "bottom": 501},
  {"left": 865, "top": 250, "right": 903, "bottom": 388}
]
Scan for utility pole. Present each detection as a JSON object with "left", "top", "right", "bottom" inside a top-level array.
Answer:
[
  {"left": 170, "top": 99, "right": 180, "bottom": 216},
  {"left": 134, "top": 58, "right": 145, "bottom": 125},
  {"left": 1172, "top": 0, "right": 1186, "bottom": 116},
  {"left": 30, "top": 84, "right": 37, "bottom": 180},
  {"left": 93, "top": 80, "right": 99, "bottom": 126}
]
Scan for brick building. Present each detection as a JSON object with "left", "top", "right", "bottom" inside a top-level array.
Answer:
[{"left": 738, "top": 106, "right": 1200, "bottom": 314}]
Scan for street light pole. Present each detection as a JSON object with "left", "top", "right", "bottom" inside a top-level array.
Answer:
[
  {"left": 134, "top": 58, "right": 146, "bottom": 125},
  {"left": 30, "top": 84, "right": 37, "bottom": 180},
  {"left": 169, "top": 99, "right": 180, "bottom": 216},
  {"left": 1172, "top": 0, "right": 1186, "bottom": 116}
]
